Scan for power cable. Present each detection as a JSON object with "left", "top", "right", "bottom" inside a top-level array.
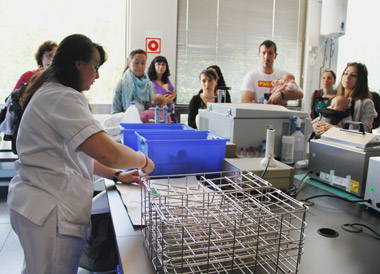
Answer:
[
  {"left": 299, "top": 194, "right": 371, "bottom": 206},
  {"left": 284, "top": 171, "right": 312, "bottom": 198},
  {"left": 260, "top": 155, "right": 271, "bottom": 178},
  {"left": 342, "top": 223, "right": 380, "bottom": 239}
]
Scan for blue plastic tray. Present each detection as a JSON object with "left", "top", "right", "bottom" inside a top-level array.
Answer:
[
  {"left": 136, "top": 131, "right": 229, "bottom": 175},
  {"left": 120, "top": 123, "right": 194, "bottom": 151}
]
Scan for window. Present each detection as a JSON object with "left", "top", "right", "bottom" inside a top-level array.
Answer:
[
  {"left": 176, "top": 0, "right": 307, "bottom": 104},
  {"left": 337, "top": 0, "right": 380, "bottom": 94},
  {"left": 0, "top": 0, "right": 125, "bottom": 103}
]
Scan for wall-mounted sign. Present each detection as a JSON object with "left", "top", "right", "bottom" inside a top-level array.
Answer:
[{"left": 146, "top": 38, "right": 161, "bottom": 54}]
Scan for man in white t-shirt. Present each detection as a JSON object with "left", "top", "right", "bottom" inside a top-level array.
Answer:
[{"left": 241, "top": 40, "right": 303, "bottom": 105}]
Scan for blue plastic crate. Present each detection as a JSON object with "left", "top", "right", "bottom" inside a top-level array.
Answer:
[
  {"left": 120, "top": 123, "right": 194, "bottom": 151},
  {"left": 136, "top": 131, "right": 229, "bottom": 175}
]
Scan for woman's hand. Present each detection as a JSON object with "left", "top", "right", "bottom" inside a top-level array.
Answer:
[
  {"left": 117, "top": 170, "right": 141, "bottom": 184},
  {"left": 164, "top": 90, "right": 176, "bottom": 103},
  {"left": 313, "top": 121, "right": 334, "bottom": 135}
]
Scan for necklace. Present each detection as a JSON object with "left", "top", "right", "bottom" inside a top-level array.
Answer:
[{"left": 200, "top": 92, "right": 214, "bottom": 104}]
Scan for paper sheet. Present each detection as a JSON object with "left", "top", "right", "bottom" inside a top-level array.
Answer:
[
  {"left": 116, "top": 175, "right": 200, "bottom": 226},
  {"left": 115, "top": 183, "right": 143, "bottom": 225}
]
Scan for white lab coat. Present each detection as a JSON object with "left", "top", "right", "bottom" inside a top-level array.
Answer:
[{"left": 7, "top": 82, "right": 104, "bottom": 273}]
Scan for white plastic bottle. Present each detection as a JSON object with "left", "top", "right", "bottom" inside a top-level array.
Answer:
[
  {"left": 281, "top": 136, "right": 295, "bottom": 164},
  {"left": 292, "top": 117, "right": 305, "bottom": 163},
  {"left": 154, "top": 103, "right": 160, "bottom": 124},
  {"left": 122, "top": 102, "right": 142, "bottom": 123}
]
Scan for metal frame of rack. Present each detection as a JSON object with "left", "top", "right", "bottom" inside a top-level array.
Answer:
[{"left": 141, "top": 171, "right": 308, "bottom": 274}]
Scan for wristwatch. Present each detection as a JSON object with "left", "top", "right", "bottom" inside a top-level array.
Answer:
[{"left": 113, "top": 170, "right": 122, "bottom": 183}]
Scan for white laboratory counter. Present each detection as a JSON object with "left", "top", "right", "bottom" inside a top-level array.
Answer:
[{"left": 104, "top": 179, "right": 154, "bottom": 274}]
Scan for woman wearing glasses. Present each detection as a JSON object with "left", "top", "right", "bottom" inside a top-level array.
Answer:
[
  {"left": 12, "top": 40, "right": 58, "bottom": 91},
  {"left": 7, "top": 34, "right": 154, "bottom": 274},
  {"left": 112, "top": 49, "right": 155, "bottom": 114}
]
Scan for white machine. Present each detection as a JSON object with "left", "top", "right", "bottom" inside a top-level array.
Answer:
[
  {"left": 364, "top": 156, "right": 380, "bottom": 212},
  {"left": 198, "top": 103, "right": 312, "bottom": 158}
]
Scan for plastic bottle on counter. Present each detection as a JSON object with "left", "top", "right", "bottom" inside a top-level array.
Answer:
[
  {"left": 291, "top": 116, "right": 305, "bottom": 163},
  {"left": 122, "top": 102, "right": 142, "bottom": 123},
  {"left": 153, "top": 103, "right": 160, "bottom": 124},
  {"left": 281, "top": 135, "right": 295, "bottom": 164},
  {"left": 238, "top": 147, "right": 245, "bottom": 158},
  {"left": 163, "top": 105, "right": 168, "bottom": 123}
]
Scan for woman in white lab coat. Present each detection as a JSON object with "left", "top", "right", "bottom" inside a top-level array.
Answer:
[{"left": 7, "top": 34, "right": 154, "bottom": 274}]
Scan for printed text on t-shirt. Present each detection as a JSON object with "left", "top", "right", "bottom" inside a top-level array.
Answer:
[{"left": 258, "top": 81, "right": 273, "bottom": 88}]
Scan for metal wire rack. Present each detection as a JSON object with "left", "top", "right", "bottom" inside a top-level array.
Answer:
[{"left": 141, "top": 171, "right": 308, "bottom": 274}]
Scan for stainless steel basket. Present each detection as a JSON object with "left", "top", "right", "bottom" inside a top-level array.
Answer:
[{"left": 141, "top": 171, "right": 308, "bottom": 274}]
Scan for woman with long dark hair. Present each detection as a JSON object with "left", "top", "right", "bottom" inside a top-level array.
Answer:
[
  {"left": 196, "top": 65, "right": 232, "bottom": 103},
  {"left": 313, "top": 62, "right": 377, "bottom": 135},
  {"left": 188, "top": 69, "right": 218, "bottom": 129},
  {"left": 8, "top": 34, "right": 154, "bottom": 273},
  {"left": 147, "top": 56, "right": 177, "bottom": 122}
]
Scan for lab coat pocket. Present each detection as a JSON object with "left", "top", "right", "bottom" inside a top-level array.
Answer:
[{"left": 58, "top": 172, "right": 94, "bottom": 236}]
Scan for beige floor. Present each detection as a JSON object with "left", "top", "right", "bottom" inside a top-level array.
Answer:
[{"left": 0, "top": 186, "right": 116, "bottom": 274}]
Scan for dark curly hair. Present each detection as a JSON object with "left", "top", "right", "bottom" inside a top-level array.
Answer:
[
  {"left": 199, "top": 69, "right": 217, "bottom": 81},
  {"left": 207, "top": 65, "right": 226, "bottom": 88},
  {"left": 147, "top": 56, "right": 171, "bottom": 83},
  {"left": 35, "top": 41, "right": 58, "bottom": 67}
]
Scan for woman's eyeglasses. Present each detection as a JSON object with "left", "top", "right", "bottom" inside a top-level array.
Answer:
[{"left": 88, "top": 60, "right": 100, "bottom": 73}]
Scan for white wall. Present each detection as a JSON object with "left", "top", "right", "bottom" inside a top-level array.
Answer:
[
  {"left": 126, "top": 0, "right": 178, "bottom": 83},
  {"left": 301, "top": 0, "right": 345, "bottom": 112}
]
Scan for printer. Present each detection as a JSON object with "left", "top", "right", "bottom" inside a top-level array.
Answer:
[
  {"left": 309, "top": 127, "right": 380, "bottom": 197},
  {"left": 198, "top": 103, "right": 312, "bottom": 158}
]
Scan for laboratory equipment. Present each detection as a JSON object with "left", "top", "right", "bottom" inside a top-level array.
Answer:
[
  {"left": 153, "top": 104, "right": 169, "bottom": 123},
  {"left": 364, "top": 156, "right": 380, "bottom": 212},
  {"left": 309, "top": 127, "right": 380, "bottom": 197},
  {"left": 224, "top": 157, "right": 294, "bottom": 189},
  {"left": 197, "top": 103, "right": 312, "bottom": 158},
  {"left": 215, "top": 86, "right": 230, "bottom": 103},
  {"left": 141, "top": 171, "right": 308, "bottom": 274}
]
